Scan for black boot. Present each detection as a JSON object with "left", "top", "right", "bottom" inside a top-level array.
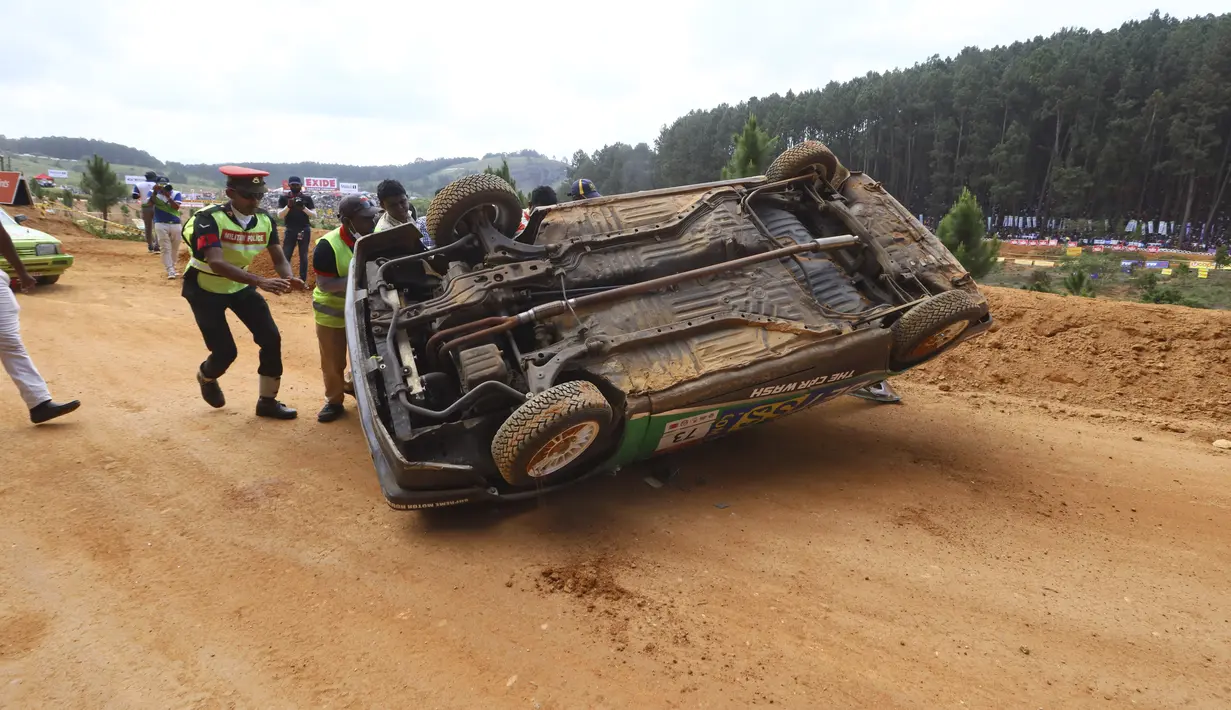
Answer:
[
  {"left": 317, "top": 402, "right": 345, "bottom": 423},
  {"left": 197, "top": 371, "right": 225, "bottom": 408},
  {"left": 256, "top": 397, "right": 298, "bottom": 420},
  {"left": 29, "top": 399, "right": 81, "bottom": 424}
]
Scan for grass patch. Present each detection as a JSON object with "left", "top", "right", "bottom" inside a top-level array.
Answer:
[
  {"left": 981, "top": 257, "right": 1231, "bottom": 309},
  {"left": 75, "top": 219, "right": 144, "bottom": 242}
]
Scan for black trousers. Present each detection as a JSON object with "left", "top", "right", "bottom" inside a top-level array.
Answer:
[
  {"left": 282, "top": 225, "right": 312, "bottom": 280},
  {"left": 182, "top": 272, "right": 282, "bottom": 380}
]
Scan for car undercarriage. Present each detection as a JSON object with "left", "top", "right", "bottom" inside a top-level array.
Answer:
[{"left": 345, "top": 142, "right": 992, "bottom": 509}]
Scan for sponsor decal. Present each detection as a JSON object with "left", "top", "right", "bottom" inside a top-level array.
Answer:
[
  {"left": 709, "top": 382, "right": 867, "bottom": 439},
  {"left": 403, "top": 499, "right": 470, "bottom": 510},
  {"left": 748, "top": 370, "right": 855, "bottom": 399}
]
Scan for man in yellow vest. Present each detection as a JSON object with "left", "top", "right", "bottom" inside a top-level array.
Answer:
[
  {"left": 181, "top": 165, "right": 305, "bottom": 419},
  {"left": 311, "top": 194, "right": 378, "bottom": 422}
]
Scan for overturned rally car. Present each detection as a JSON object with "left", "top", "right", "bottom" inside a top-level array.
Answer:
[{"left": 345, "top": 141, "right": 993, "bottom": 509}]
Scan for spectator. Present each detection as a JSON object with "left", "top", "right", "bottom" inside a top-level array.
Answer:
[
  {"left": 518, "top": 185, "right": 558, "bottom": 234},
  {"left": 132, "top": 170, "right": 159, "bottom": 253},
  {"left": 150, "top": 179, "right": 184, "bottom": 279},
  {"left": 568, "top": 178, "right": 602, "bottom": 201},
  {"left": 375, "top": 179, "right": 433, "bottom": 248},
  {"left": 277, "top": 176, "right": 317, "bottom": 281}
]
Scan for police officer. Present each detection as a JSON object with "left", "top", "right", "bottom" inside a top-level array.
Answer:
[
  {"left": 311, "top": 194, "right": 378, "bottom": 422},
  {"left": 181, "top": 165, "right": 304, "bottom": 419}
]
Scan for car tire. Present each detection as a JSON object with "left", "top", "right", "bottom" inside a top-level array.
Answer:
[
  {"left": 427, "top": 173, "right": 523, "bottom": 246},
  {"left": 35, "top": 275, "right": 60, "bottom": 285},
  {"left": 888, "top": 290, "right": 987, "bottom": 370},
  {"left": 766, "top": 140, "right": 843, "bottom": 185},
  {"left": 491, "top": 380, "right": 614, "bottom": 487}
]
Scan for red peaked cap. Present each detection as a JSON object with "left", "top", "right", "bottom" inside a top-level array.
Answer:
[{"left": 218, "top": 165, "right": 270, "bottom": 192}]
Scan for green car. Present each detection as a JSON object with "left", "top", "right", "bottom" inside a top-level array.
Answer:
[
  {"left": 0, "top": 207, "right": 74, "bottom": 285},
  {"left": 347, "top": 142, "right": 992, "bottom": 510}
]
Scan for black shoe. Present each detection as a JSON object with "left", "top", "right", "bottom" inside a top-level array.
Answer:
[
  {"left": 29, "top": 399, "right": 80, "bottom": 424},
  {"left": 256, "top": 397, "right": 298, "bottom": 420},
  {"left": 317, "top": 402, "right": 345, "bottom": 423},
  {"left": 197, "top": 371, "right": 225, "bottom": 408}
]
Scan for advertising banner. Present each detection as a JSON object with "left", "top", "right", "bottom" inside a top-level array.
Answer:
[
  {"left": 1092, "top": 246, "right": 1105, "bottom": 253},
  {"left": 1145, "top": 261, "right": 1169, "bottom": 269},
  {"left": 0, "top": 172, "right": 21, "bottom": 204},
  {"left": 303, "top": 177, "right": 338, "bottom": 191},
  {"left": 1066, "top": 246, "right": 1082, "bottom": 257},
  {"left": 48, "top": 169, "right": 70, "bottom": 179},
  {"left": 124, "top": 175, "right": 145, "bottom": 185},
  {"left": 339, "top": 182, "right": 359, "bottom": 194}
]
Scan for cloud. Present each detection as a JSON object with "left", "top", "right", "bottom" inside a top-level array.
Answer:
[{"left": 2, "top": 0, "right": 1224, "bottom": 164}]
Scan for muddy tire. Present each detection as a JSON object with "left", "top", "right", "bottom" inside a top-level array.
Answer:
[
  {"left": 889, "top": 290, "right": 987, "bottom": 370},
  {"left": 491, "top": 380, "right": 614, "bottom": 487},
  {"left": 427, "top": 173, "right": 523, "bottom": 246},
  {"left": 766, "top": 140, "right": 842, "bottom": 184},
  {"left": 34, "top": 275, "right": 60, "bottom": 285}
]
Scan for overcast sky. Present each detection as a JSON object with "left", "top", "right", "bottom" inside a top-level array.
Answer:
[{"left": 2, "top": 1, "right": 1224, "bottom": 166}]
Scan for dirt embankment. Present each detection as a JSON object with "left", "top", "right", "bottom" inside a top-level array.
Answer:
[{"left": 905, "top": 287, "right": 1231, "bottom": 423}]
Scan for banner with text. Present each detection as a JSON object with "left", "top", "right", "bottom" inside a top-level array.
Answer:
[
  {"left": 339, "top": 182, "right": 359, "bottom": 194},
  {"left": 0, "top": 172, "right": 21, "bottom": 204},
  {"left": 303, "top": 177, "right": 338, "bottom": 191},
  {"left": 124, "top": 175, "right": 145, "bottom": 185},
  {"left": 47, "top": 169, "right": 70, "bottom": 179}
]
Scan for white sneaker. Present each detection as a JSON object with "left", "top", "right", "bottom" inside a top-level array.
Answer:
[{"left": 167, "top": 271, "right": 178, "bottom": 279}]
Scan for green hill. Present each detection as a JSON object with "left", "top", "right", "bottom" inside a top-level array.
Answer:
[{"left": 1, "top": 137, "right": 568, "bottom": 197}]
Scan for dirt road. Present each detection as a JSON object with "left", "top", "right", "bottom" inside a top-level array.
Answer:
[{"left": 3, "top": 222, "right": 1230, "bottom": 709}]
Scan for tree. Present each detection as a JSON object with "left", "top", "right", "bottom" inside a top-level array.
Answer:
[
  {"left": 936, "top": 187, "right": 1000, "bottom": 278},
  {"left": 80, "top": 154, "right": 128, "bottom": 224},
  {"left": 721, "top": 114, "right": 779, "bottom": 179},
  {"left": 650, "top": 12, "right": 1231, "bottom": 234},
  {"left": 1215, "top": 245, "right": 1230, "bottom": 268},
  {"left": 1062, "top": 268, "right": 1096, "bottom": 297},
  {"left": 483, "top": 158, "right": 527, "bottom": 207},
  {"left": 60, "top": 189, "right": 74, "bottom": 209}
]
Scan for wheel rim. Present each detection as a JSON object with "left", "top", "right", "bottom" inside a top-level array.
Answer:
[
  {"left": 456, "top": 204, "right": 509, "bottom": 237},
  {"left": 908, "top": 321, "right": 969, "bottom": 359},
  {"left": 526, "top": 421, "right": 601, "bottom": 478}
]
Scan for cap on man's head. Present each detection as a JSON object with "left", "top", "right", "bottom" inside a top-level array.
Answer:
[
  {"left": 144, "top": 170, "right": 158, "bottom": 181},
  {"left": 569, "top": 179, "right": 601, "bottom": 199},
  {"left": 338, "top": 194, "right": 380, "bottom": 220},
  {"left": 288, "top": 176, "right": 303, "bottom": 186},
  {"left": 219, "top": 165, "right": 270, "bottom": 193},
  {"left": 156, "top": 175, "right": 170, "bottom": 185}
]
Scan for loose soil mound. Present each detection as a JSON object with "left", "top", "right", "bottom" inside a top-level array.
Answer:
[{"left": 904, "top": 286, "right": 1231, "bottom": 422}]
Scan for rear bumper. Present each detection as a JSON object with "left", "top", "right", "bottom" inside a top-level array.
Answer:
[{"left": 1, "top": 255, "right": 74, "bottom": 277}]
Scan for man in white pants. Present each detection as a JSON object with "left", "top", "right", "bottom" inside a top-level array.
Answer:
[
  {"left": 149, "top": 179, "right": 184, "bottom": 278},
  {"left": 0, "top": 220, "right": 80, "bottom": 424}
]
